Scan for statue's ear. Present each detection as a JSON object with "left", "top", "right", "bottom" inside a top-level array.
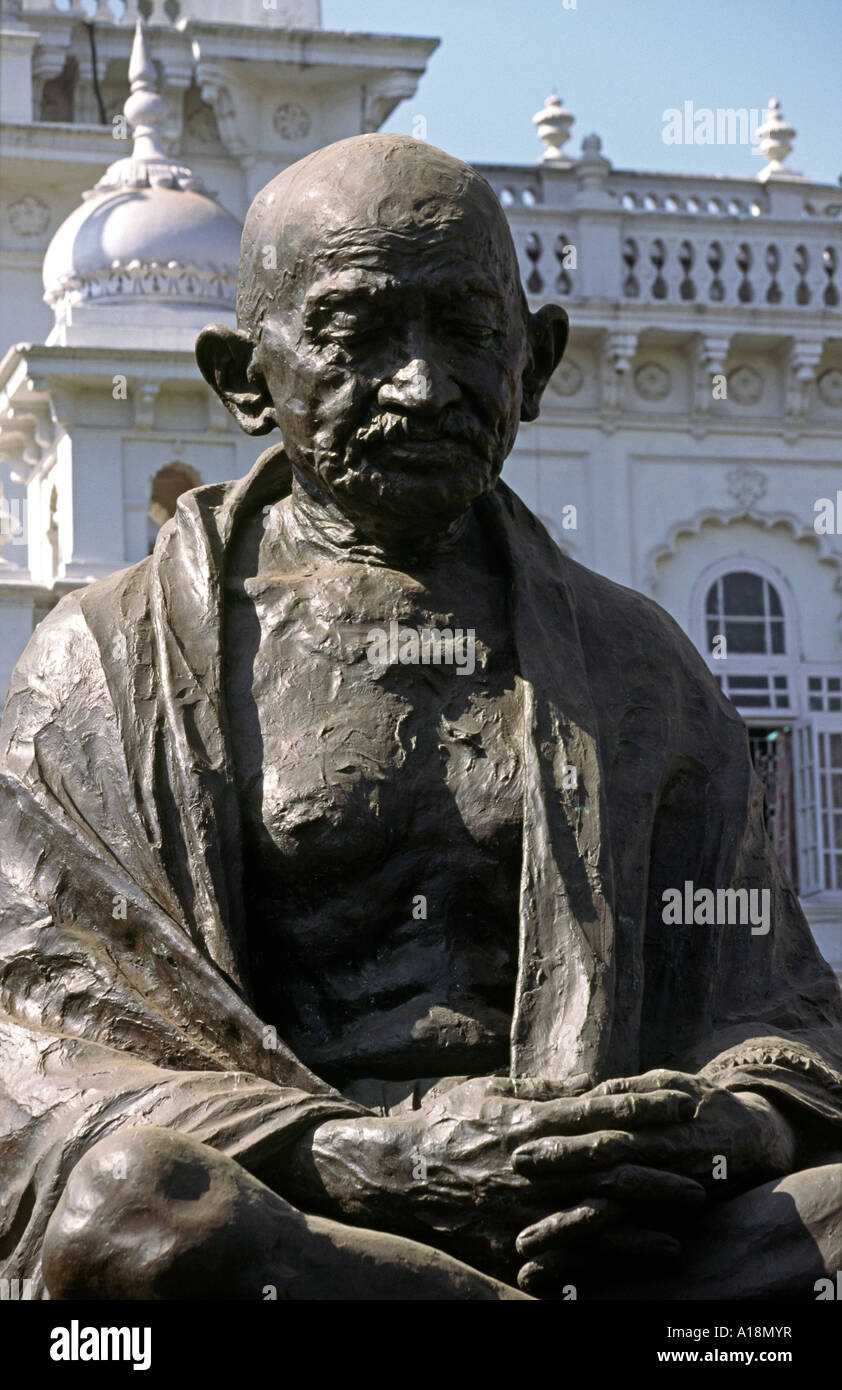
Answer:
[
  {"left": 520, "top": 303, "right": 569, "bottom": 421},
  {"left": 195, "top": 324, "right": 278, "bottom": 436}
]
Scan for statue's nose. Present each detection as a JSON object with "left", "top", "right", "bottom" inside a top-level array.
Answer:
[{"left": 377, "top": 358, "right": 460, "bottom": 412}]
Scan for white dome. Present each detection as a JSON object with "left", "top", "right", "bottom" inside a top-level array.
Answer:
[
  {"left": 42, "top": 19, "right": 241, "bottom": 320},
  {"left": 43, "top": 184, "right": 242, "bottom": 312}
]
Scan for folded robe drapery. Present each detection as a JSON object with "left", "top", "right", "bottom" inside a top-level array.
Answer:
[{"left": 1, "top": 443, "right": 840, "bottom": 1295}]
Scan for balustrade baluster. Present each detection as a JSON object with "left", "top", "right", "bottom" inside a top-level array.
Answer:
[
  {"left": 678, "top": 240, "right": 695, "bottom": 301},
  {"left": 525, "top": 232, "right": 543, "bottom": 294},
  {"left": 650, "top": 238, "right": 667, "bottom": 300}
]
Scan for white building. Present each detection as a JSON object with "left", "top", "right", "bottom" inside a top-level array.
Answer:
[
  {"left": 0, "top": 0, "right": 436, "bottom": 685},
  {"left": 481, "top": 95, "right": 842, "bottom": 958},
  {"left": 0, "top": 3, "right": 840, "bottom": 961}
]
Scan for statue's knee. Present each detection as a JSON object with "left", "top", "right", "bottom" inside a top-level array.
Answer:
[
  {"left": 787, "top": 1161, "right": 842, "bottom": 1273},
  {"left": 43, "top": 1126, "right": 220, "bottom": 1299}
]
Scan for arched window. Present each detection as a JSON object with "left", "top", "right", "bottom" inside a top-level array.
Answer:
[
  {"left": 705, "top": 570, "right": 785, "bottom": 655},
  {"left": 147, "top": 462, "right": 201, "bottom": 553}
]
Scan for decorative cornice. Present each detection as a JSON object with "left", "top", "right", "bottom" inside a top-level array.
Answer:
[
  {"left": 646, "top": 502, "right": 842, "bottom": 594},
  {"left": 45, "top": 259, "right": 238, "bottom": 311}
]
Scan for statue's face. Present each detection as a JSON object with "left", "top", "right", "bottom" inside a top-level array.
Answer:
[
  {"left": 197, "top": 137, "right": 567, "bottom": 547},
  {"left": 253, "top": 223, "right": 528, "bottom": 541}
]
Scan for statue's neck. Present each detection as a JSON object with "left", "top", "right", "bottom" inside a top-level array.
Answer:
[{"left": 283, "top": 470, "right": 472, "bottom": 572}]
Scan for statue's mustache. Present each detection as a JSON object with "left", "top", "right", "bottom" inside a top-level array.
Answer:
[{"left": 351, "top": 410, "right": 490, "bottom": 458}]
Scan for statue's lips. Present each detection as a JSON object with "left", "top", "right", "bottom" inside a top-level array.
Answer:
[{"left": 359, "top": 437, "right": 485, "bottom": 471}]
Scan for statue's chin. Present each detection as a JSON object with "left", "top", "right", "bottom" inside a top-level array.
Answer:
[{"left": 319, "top": 446, "right": 501, "bottom": 543}]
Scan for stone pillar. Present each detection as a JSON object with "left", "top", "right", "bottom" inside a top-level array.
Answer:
[{"left": 0, "top": 0, "right": 38, "bottom": 124}]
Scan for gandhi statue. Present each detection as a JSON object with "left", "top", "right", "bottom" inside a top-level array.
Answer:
[{"left": 0, "top": 135, "right": 840, "bottom": 1302}]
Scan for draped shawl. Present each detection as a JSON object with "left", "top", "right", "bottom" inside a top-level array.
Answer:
[{"left": 1, "top": 444, "right": 840, "bottom": 1294}]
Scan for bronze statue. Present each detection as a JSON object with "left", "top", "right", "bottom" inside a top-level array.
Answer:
[{"left": 0, "top": 135, "right": 840, "bottom": 1301}]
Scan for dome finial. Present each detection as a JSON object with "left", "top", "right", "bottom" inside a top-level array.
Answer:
[
  {"left": 532, "top": 91, "right": 575, "bottom": 165},
  {"left": 124, "top": 18, "right": 169, "bottom": 164},
  {"left": 86, "top": 18, "right": 204, "bottom": 196},
  {"left": 40, "top": 14, "right": 242, "bottom": 340},
  {"left": 755, "top": 97, "right": 801, "bottom": 181}
]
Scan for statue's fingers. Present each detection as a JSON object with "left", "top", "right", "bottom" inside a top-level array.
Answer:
[
  {"left": 601, "top": 1226, "right": 682, "bottom": 1259},
  {"left": 515, "top": 1165, "right": 706, "bottom": 1229},
  {"left": 529, "top": 1123, "right": 710, "bottom": 1176},
  {"left": 588, "top": 1070, "right": 694, "bottom": 1098},
  {"left": 588, "top": 1163, "right": 706, "bottom": 1207},
  {"left": 515, "top": 1222, "right": 678, "bottom": 1295},
  {"left": 513, "top": 1112, "right": 705, "bottom": 1174},
  {"left": 516, "top": 1199, "right": 624, "bottom": 1257},
  {"left": 518, "top": 1254, "right": 579, "bottom": 1295},
  {"left": 526, "top": 1089, "right": 695, "bottom": 1137},
  {"left": 512, "top": 1116, "right": 710, "bottom": 1176},
  {"left": 517, "top": 1222, "right": 681, "bottom": 1297},
  {"left": 513, "top": 1129, "right": 643, "bottom": 1176}
]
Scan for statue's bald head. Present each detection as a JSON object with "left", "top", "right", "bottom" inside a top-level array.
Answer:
[
  {"left": 237, "top": 133, "right": 523, "bottom": 338},
  {"left": 198, "top": 132, "right": 568, "bottom": 547}
]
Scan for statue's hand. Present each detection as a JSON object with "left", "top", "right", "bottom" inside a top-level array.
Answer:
[
  {"left": 510, "top": 1069, "right": 796, "bottom": 1295},
  {"left": 512, "top": 1069, "right": 796, "bottom": 1186},
  {"left": 283, "top": 1075, "right": 695, "bottom": 1272}
]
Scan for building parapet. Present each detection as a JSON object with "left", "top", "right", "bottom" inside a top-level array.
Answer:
[{"left": 475, "top": 162, "right": 842, "bottom": 315}]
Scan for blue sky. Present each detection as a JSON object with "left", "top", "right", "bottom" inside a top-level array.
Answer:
[{"left": 323, "top": 0, "right": 841, "bottom": 187}]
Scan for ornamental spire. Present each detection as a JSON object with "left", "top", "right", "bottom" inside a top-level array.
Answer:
[
  {"left": 532, "top": 91, "right": 575, "bottom": 165},
  {"left": 755, "top": 98, "right": 801, "bottom": 182},
  {"left": 85, "top": 18, "right": 204, "bottom": 198},
  {"left": 124, "top": 16, "right": 169, "bottom": 165}
]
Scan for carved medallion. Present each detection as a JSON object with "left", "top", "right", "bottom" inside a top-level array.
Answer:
[
  {"left": 726, "top": 465, "right": 767, "bottom": 511},
  {"left": 727, "top": 364, "right": 764, "bottom": 404},
  {"left": 817, "top": 367, "right": 842, "bottom": 407},
  {"left": 8, "top": 194, "right": 49, "bottom": 237},
  {"left": 551, "top": 360, "right": 583, "bottom": 397},
  {"left": 273, "top": 102, "right": 312, "bottom": 141},
  {"left": 634, "top": 361, "right": 671, "bottom": 400}
]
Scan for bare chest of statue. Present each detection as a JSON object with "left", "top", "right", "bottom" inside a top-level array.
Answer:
[{"left": 224, "top": 503, "right": 523, "bottom": 1084}]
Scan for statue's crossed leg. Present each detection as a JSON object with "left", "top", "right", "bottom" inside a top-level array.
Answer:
[
  {"left": 42, "top": 1125, "right": 841, "bottom": 1301},
  {"left": 42, "top": 1126, "right": 529, "bottom": 1301}
]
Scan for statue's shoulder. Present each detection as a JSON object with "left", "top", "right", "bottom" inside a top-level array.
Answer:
[
  {"left": 495, "top": 484, "right": 742, "bottom": 732},
  {"left": 495, "top": 481, "right": 687, "bottom": 654},
  {"left": 564, "top": 553, "right": 691, "bottom": 655},
  {"left": 563, "top": 554, "right": 745, "bottom": 735},
  {"left": 3, "top": 558, "right": 153, "bottom": 723}
]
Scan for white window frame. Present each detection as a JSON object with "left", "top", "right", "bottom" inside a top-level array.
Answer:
[
  {"left": 691, "top": 555, "right": 802, "bottom": 719},
  {"left": 794, "top": 720, "right": 822, "bottom": 895}
]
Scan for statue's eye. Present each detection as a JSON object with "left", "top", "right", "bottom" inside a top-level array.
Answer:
[
  {"left": 447, "top": 318, "right": 497, "bottom": 343},
  {"left": 324, "top": 311, "right": 378, "bottom": 341}
]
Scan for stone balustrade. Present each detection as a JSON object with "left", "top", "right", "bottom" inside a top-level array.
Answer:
[{"left": 476, "top": 162, "right": 842, "bottom": 315}]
